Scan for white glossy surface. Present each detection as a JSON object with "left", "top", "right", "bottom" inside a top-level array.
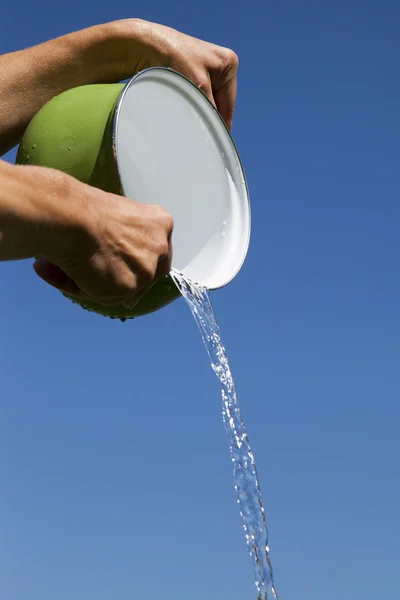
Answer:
[{"left": 114, "top": 68, "right": 250, "bottom": 289}]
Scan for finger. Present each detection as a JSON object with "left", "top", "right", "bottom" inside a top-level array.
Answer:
[
  {"left": 34, "top": 260, "right": 136, "bottom": 308},
  {"left": 122, "top": 247, "right": 172, "bottom": 311},
  {"left": 156, "top": 241, "right": 173, "bottom": 279},
  {"left": 33, "top": 259, "right": 83, "bottom": 297},
  {"left": 192, "top": 72, "right": 216, "bottom": 108},
  {"left": 122, "top": 283, "right": 152, "bottom": 311},
  {"left": 213, "top": 73, "right": 237, "bottom": 130}
]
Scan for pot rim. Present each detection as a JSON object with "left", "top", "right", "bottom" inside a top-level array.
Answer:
[{"left": 110, "top": 67, "right": 251, "bottom": 291}]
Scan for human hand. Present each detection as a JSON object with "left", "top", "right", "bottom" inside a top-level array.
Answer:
[
  {"left": 33, "top": 171, "right": 173, "bottom": 310},
  {"left": 115, "top": 19, "right": 239, "bottom": 130}
]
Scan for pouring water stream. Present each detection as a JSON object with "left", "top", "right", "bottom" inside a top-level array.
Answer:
[{"left": 170, "top": 269, "right": 278, "bottom": 600}]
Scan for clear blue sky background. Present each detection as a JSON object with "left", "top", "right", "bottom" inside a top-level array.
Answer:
[{"left": 1, "top": 1, "right": 399, "bottom": 599}]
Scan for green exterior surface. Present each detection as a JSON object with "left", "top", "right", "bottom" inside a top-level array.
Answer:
[{"left": 16, "top": 84, "right": 180, "bottom": 319}]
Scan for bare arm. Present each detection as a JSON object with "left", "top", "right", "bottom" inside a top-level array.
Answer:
[
  {"left": 0, "top": 19, "right": 238, "bottom": 155},
  {"left": 0, "top": 159, "right": 173, "bottom": 309},
  {"left": 0, "top": 20, "right": 148, "bottom": 155},
  {"left": 0, "top": 160, "right": 85, "bottom": 259}
]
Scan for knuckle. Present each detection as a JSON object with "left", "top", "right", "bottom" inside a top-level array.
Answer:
[
  {"left": 218, "top": 47, "right": 239, "bottom": 73},
  {"left": 163, "top": 212, "right": 174, "bottom": 234},
  {"left": 157, "top": 237, "right": 170, "bottom": 258},
  {"left": 149, "top": 204, "right": 174, "bottom": 234},
  {"left": 226, "top": 48, "right": 239, "bottom": 70}
]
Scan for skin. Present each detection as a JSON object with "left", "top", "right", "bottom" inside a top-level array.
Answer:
[{"left": 0, "top": 19, "right": 239, "bottom": 310}]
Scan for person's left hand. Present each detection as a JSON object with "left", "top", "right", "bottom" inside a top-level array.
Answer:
[
  {"left": 116, "top": 19, "right": 239, "bottom": 130},
  {"left": 0, "top": 19, "right": 239, "bottom": 155}
]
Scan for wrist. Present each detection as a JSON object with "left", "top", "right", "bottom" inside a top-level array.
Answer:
[
  {"left": 0, "top": 163, "right": 93, "bottom": 262},
  {"left": 30, "top": 167, "right": 97, "bottom": 264},
  {"left": 55, "top": 19, "right": 157, "bottom": 85}
]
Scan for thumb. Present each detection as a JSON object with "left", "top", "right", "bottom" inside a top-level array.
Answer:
[{"left": 33, "top": 259, "right": 81, "bottom": 296}]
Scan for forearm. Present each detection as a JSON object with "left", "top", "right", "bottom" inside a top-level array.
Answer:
[
  {"left": 0, "top": 19, "right": 155, "bottom": 155},
  {"left": 0, "top": 160, "right": 86, "bottom": 260}
]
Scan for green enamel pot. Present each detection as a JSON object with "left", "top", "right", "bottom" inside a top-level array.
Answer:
[{"left": 16, "top": 68, "right": 251, "bottom": 320}]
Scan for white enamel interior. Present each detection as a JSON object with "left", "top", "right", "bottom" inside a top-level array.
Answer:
[{"left": 114, "top": 68, "right": 250, "bottom": 289}]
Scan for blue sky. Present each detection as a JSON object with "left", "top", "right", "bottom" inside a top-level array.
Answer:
[{"left": 1, "top": 1, "right": 400, "bottom": 599}]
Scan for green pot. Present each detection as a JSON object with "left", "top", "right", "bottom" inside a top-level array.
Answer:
[
  {"left": 16, "top": 82, "right": 179, "bottom": 320},
  {"left": 16, "top": 68, "right": 251, "bottom": 320}
]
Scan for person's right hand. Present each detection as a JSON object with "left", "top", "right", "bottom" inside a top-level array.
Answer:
[{"left": 32, "top": 169, "right": 174, "bottom": 310}]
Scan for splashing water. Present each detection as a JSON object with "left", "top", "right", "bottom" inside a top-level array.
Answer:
[{"left": 171, "top": 270, "right": 278, "bottom": 600}]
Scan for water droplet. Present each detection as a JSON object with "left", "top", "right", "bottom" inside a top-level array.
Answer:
[
  {"left": 32, "top": 144, "right": 37, "bottom": 149},
  {"left": 67, "top": 146, "right": 72, "bottom": 151}
]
